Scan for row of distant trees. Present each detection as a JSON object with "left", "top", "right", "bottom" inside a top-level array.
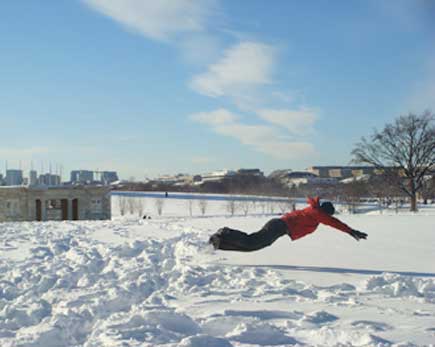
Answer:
[
  {"left": 116, "top": 195, "right": 297, "bottom": 217},
  {"left": 290, "top": 175, "right": 434, "bottom": 214},
  {"left": 114, "top": 174, "right": 286, "bottom": 197}
]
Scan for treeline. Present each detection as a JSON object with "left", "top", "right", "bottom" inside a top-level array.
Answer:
[{"left": 112, "top": 174, "right": 288, "bottom": 197}]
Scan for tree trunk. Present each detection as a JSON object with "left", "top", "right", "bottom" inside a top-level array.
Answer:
[
  {"left": 410, "top": 193, "right": 417, "bottom": 212},
  {"left": 409, "top": 178, "right": 418, "bottom": 212}
]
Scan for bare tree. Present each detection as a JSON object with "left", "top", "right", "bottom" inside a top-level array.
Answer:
[
  {"left": 118, "top": 196, "right": 127, "bottom": 216},
  {"left": 338, "top": 179, "right": 368, "bottom": 214},
  {"left": 198, "top": 199, "right": 208, "bottom": 216},
  {"left": 268, "top": 200, "right": 275, "bottom": 214},
  {"left": 251, "top": 200, "right": 258, "bottom": 214},
  {"left": 259, "top": 200, "right": 267, "bottom": 214},
  {"left": 226, "top": 197, "right": 237, "bottom": 216},
  {"left": 135, "top": 198, "right": 144, "bottom": 218},
  {"left": 352, "top": 111, "right": 435, "bottom": 211},
  {"left": 127, "top": 198, "right": 136, "bottom": 215},
  {"left": 365, "top": 174, "right": 404, "bottom": 213},
  {"left": 421, "top": 175, "right": 435, "bottom": 204},
  {"left": 240, "top": 200, "right": 250, "bottom": 216},
  {"left": 155, "top": 198, "right": 164, "bottom": 216},
  {"left": 278, "top": 199, "right": 294, "bottom": 214},
  {"left": 187, "top": 199, "right": 194, "bottom": 217}
]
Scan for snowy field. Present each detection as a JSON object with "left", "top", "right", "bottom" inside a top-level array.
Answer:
[{"left": 0, "top": 194, "right": 434, "bottom": 347}]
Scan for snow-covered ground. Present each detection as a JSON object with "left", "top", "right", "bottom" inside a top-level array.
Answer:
[{"left": 0, "top": 195, "right": 434, "bottom": 347}]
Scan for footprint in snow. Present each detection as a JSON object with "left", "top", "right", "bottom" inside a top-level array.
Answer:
[{"left": 351, "top": 320, "right": 393, "bottom": 331}]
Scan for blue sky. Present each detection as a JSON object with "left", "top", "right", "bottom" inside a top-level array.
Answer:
[{"left": 1, "top": 1, "right": 434, "bottom": 180}]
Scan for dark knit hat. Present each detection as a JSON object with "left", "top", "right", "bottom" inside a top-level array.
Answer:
[{"left": 320, "top": 201, "right": 335, "bottom": 215}]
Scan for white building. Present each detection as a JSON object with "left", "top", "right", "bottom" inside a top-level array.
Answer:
[{"left": 200, "top": 170, "right": 237, "bottom": 183}]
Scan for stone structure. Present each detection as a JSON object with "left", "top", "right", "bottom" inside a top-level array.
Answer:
[{"left": 0, "top": 186, "right": 111, "bottom": 222}]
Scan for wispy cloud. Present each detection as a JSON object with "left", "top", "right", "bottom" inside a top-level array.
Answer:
[
  {"left": 190, "top": 108, "right": 238, "bottom": 126},
  {"left": 256, "top": 108, "right": 317, "bottom": 135},
  {"left": 82, "top": 0, "right": 217, "bottom": 42},
  {"left": 190, "top": 109, "right": 316, "bottom": 159},
  {"left": 176, "top": 33, "right": 223, "bottom": 66},
  {"left": 190, "top": 41, "right": 277, "bottom": 99}
]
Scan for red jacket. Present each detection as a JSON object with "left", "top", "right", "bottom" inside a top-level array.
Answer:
[{"left": 281, "top": 197, "right": 353, "bottom": 240}]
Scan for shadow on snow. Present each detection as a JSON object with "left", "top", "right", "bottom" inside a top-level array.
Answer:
[{"left": 234, "top": 264, "right": 435, "bottom": 278}]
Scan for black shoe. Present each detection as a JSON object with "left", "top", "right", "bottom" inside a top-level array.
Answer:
[
  {"left": 208, "top": 235, "right": 221, "bottom": 250},
  {"left": 217, "top": 227, "right": 231, "bottom": 235}
]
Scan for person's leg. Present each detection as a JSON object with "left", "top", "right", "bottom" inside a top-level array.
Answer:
[
  {"left": 241, "top": 219, "right": 288, "bottom": 251},
  {"left": 209, "top": 219, "right": 288, "bottom": 252},
  {"left": 209, "top": 227, "right": 252, "bottom": 251}
]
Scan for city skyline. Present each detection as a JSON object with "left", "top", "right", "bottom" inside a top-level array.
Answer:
[
  {"left": 0, "top": 165, "right": 118, "bottom": 185},
  {"left": 1, "top": 1, "right": 434, "bottom": 179}
]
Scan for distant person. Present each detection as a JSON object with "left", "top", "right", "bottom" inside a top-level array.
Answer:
[
  {"left": 165, "top": 192, "right": 168, "bottom": 198},
  {"left": 209, "top": 197, "right": 367, "bottom": 252}
]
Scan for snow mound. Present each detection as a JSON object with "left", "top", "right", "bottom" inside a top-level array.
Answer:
[
  {"left": 226, "top": 322, "right": 300, "bottom": 345},
  {"left": 301, "top": 310, "right": 339, "bottom": 324},
  {"left": 223, "top": 309, "right": 304, "bottom": 320},
  {"left": 351, "top": 320, "right": 393, "bottom": 332},
  {"left": 298, "top": 326, "right": 393, "bottom": 347},
  {"left": 178, "top": 334, "right": 234, "bottom": 347},
  {"left": 365, "top": 273, "right": 435, "bottom": 302}
]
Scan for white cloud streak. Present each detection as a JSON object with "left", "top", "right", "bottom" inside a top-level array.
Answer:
[
  {"left": 189, "top": 108, "right": 238, "bottom": 126},
  {"left": 82, "top": 0, "right": 216, "bottom": 41},
  {"left": 256, "top": 108, "right": 317, "bottom": 135},
  {"left": 190, "top": 109, "right": 316, "bottom": 159},
  {"left": 190, "top": 41, "right": 276, "bottom": 98}
]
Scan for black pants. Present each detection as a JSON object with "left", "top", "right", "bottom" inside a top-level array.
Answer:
[{"left": 211, "top": 218, "right": 289, "bottom": 252}]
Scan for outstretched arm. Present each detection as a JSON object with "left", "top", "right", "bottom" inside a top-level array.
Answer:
[{"left": 316, "top": 211, "right": 368, "bottom": 241}]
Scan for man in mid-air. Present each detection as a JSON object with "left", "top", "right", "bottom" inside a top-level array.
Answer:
[{"left": 209, "top": 197, "right": 368, "bottom": 252}]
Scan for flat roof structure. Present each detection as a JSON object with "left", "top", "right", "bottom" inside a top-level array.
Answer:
[{"left": 0, "top": 185, "right": 111, "bottom": 222}]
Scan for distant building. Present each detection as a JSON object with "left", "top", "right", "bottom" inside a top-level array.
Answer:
[
  {"left": 268, "top": 169, "right": 293, "bottom": 180},
  {"left": 39, "top": 173, "right": 61, "bottom": 186},
  {"left": 237, "top": 168, "right": 264, "bottom": 177},
  {"left": 307, "top": 166, "right": 378, "bottom": 179},
  {"left": 70, "top": 170, "right": 118, "bottom": 185},
  {"left": 101, "top": 171, "right": 119, "bottom": 185},
  {"left": 0, "top": 186, "right": 111, "bottom": 222},
  {"left": 5, "top": 170, "right": 23, "bottom": 186},
  {"left": 271, "top": 170, "right": 336, "bottom": 187},
  {"left": 71, "top": 170, "right": 94, "bottom": 183},
  {"left": 286, "top": 171, "right": 321, "bottom": 187},
  {"left": 155, "top": 174, "right": 194, "bottom": 186},
  {"left": 200, "top": 170, "right": 237, "bottom": 183},
  {"left": 29, "top": 170, "right": 38, "bottom": 186},
  {"left": 192, "top": 175, "right": 202, "bottom": 183}
]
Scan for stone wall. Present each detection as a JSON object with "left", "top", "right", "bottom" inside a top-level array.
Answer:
[
  {"left": 0, "top": 187, "right": 29, "bottom": 222},
  {"left": 0, "top": 186, "right": 111, "bottom": 222}
]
